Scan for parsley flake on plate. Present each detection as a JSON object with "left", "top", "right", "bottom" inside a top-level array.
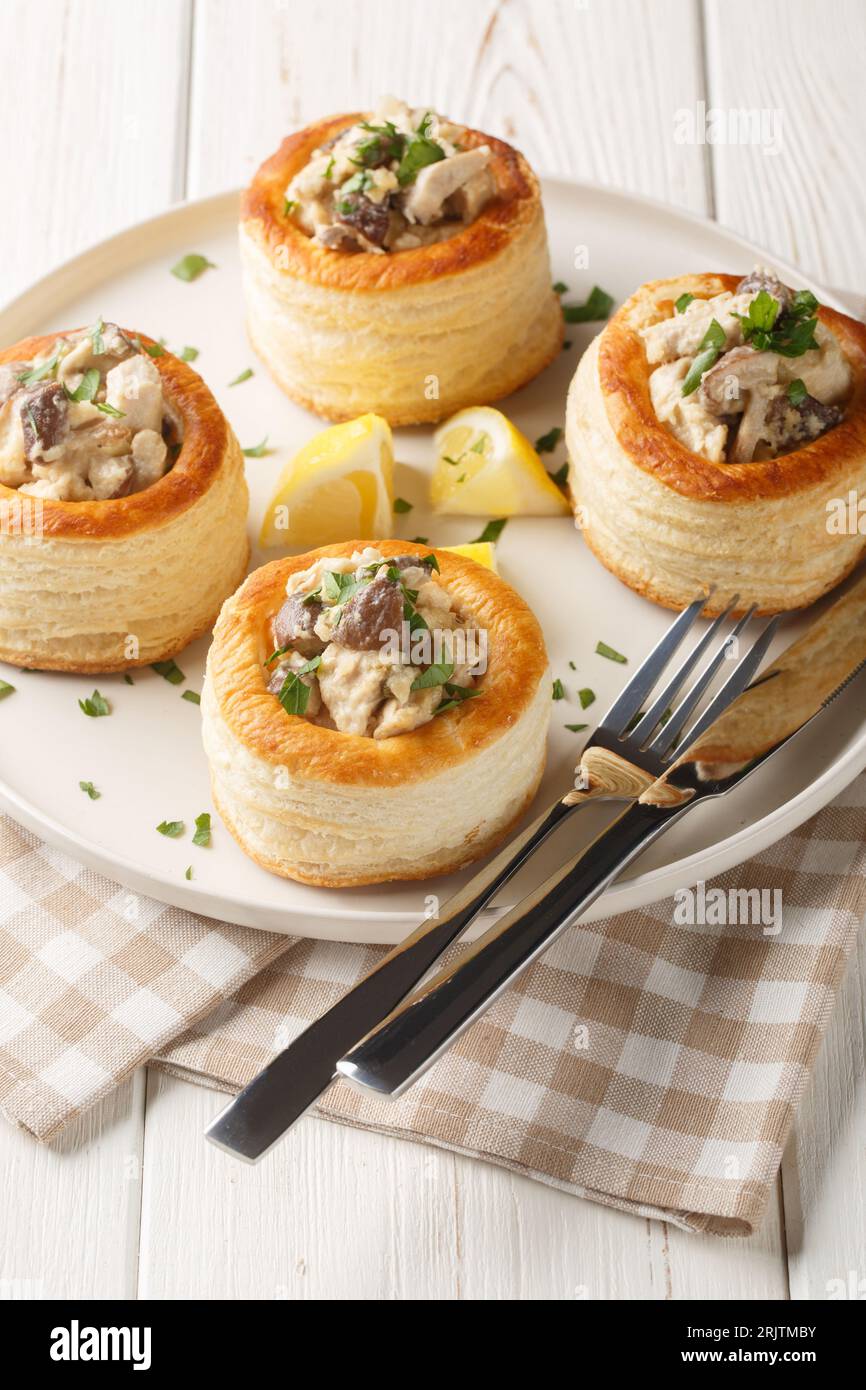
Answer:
[
  {"left": 79, "top": 689, "right": 110, "bottom": 717},
  {"left": 563, "top": 286, "right": 614, "bottom": 323},
  {"left": 171, "top": 253, "right": 216, "bottom": 282},
  {"left": 193, "top": 813, "right": 211, "bottom": 848},
  {"left": 156, "top": 820, "right": 184, "bottom": 838},
  {"left": 79, "top": 781, "right": 100, "bottom": 800},
  {"left": 596, "top": 641, "right": 627, "bottom": 663}
]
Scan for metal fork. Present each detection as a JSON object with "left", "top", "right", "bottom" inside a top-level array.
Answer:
[{"left": 205, "top": 595, "right": 779, "bottom": 1161}]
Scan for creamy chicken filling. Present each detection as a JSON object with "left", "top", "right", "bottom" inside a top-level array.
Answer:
[
  {"left": 265, "top": 548, "right": 482, "bottom": 739},
  {"left": 285, "top": 97, "right": 496, "bottom": 253},
  {"left": 641, "top": 270, "right": 850, "bottom": 464},
  {"left": 0, "top": 322, "right": 182, "bottom": 501}
]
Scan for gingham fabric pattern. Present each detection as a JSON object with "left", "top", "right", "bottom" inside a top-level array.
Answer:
[{"left": 2, "top": 772, "right": 865, "bottom": 1236}]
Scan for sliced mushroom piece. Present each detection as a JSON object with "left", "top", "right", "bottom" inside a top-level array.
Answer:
[
  {"left": 736, "top": 268, "right": 792, "bottom": 314},
  {"left": 698, "top": 346, "right": 780, "bottom": 415},
  {"left": 334, "top": 191, "right": 391, "bottom": 249},
  {"left": 0, "top": 363, "right": 27, "bottom": 407},
  {"left": 446, "top": 165, "right": 496, "bottom": 223},
  {"left": 88, "top": 455, "right": 135, "bottom": 500},
  {"left": 403, "top": 147, "right": 491, "bottom": 225},
  {"left": 761, "top": 392, "right": 844, "bottom": 457},
  {"left": 56, "top": 322, "right": 135, "bottom": 388},
  {"left": 730, "top": 386, "right": 778, "bottom": 463},
  {"left": 18, "top": 382, "right": 69, "bottom": 462},
  {"left": 334, "top": 577, "right": 403, "bottom": 651},
  {"left": 272, "top": 595, "right": 326, "bottom": 659}
]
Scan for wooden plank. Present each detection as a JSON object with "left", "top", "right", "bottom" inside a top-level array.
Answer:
[
  {"left": 707, "top": 0, "right": 866, "bottom": 1298},
  {"left": 0, "top": 0, "right": 190, "bottom": 1301},
  {"left": 0, "top": 1074, "right": 146, "bottom": 1299},
  {"left": 705, "top": 0, "right": 866, "bottom": 285},
  {"left": 187, "top": 0, "right": 709, "bottom": 210},
  {"left": 0, "top": 0, "right": 192, "bottom": 304}
]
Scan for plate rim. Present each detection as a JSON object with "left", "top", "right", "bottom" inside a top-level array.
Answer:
[{"left": 0, "top": 177, "right": 863, "bottom": 937}]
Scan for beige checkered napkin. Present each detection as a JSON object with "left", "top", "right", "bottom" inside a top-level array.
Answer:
[{"left": 2, "top": 772, "right": 865, "bottom": 1236}]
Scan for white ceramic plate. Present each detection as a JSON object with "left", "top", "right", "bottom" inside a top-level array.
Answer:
[{"left": 1, "top": 181, "right": 864, "bottom": 942}]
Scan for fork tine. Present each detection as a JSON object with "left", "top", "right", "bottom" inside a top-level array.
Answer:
[
  {"left": 646, "top": 606, "right": 757, "bottom": 756},
  {"left": 662, "top": 614, "right": 783, "bottom": 762},
  {"left": 602, "top": 593, "right": 710, "bottom": 736},
  {"left": 627, "top": 596, "right": 739, "bottom": 746}
]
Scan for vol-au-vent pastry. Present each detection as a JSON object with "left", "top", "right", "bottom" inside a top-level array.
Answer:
[
  {"left": 240, "top": 97, "right": 563, "bottom": 425},
  {"left": 201, "top": 541, "right": 551, "bottom": 887},
  {"left": 0, "top": 324, "right": 250, "bottom": 671},
  {"left": 565, "top": 270, "right": 866, "bottom": 614}
]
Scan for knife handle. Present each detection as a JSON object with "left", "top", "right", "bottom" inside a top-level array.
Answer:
[
  {"left": 205, "top": 793, "right": 585, "bottom": 1160},
  {"left": 337, "top": 802, "right": 673, "bottom": 1099}
]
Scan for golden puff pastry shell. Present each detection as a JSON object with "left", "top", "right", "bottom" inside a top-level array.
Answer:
[
  {"left": 0, "top": 332, "right": 250, "bottom": 671},
  {"left": 201, "top": 540, "right": 551, "bottom": 887},
  {"left": 239, "top": 115, "right": 563, "bottom": 425},
  {"left": 565, "top": 273, "right": 866, "bottom": 615}
]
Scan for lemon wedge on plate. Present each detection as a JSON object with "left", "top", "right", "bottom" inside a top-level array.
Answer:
[
  {"left": 431, "top": 406, "right": 569, "bottom": 517},
  {"left": 442, "top": 542, "right": 498, "bottom": 572},
  {"left": 259, "top": 414, "right": 394, "bottom": 549}
]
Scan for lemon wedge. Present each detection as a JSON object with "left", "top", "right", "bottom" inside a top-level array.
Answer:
[
  {"left": 259, "top": 414, "right": 394, "bottom": 549},
  {"left": 431, "top": 406, "right": 569, "bottom": 517},
  {"left": 442, "top": 542, "right": 498, "bottom": 572}
]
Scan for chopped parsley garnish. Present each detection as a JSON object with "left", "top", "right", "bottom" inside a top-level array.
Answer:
[
  {"left": 171, "top": 253, "right": 216, "bottom": 282},
  {"left": 535, "top": 426, "right": 563, "bottom": 454},
  {"left": 242, "top": 436, "right": 272, "bottom": 457},
  {"left": 68, "top": 368, "right": 100, "bottom": 403},
  {"left": 124, "top": 673, "right": 135, "bottom": 685},
  {"left": 228, "top": 368, "right": 254, "bottom": 386},
  {"left": 568, "top": 661, "right": 576, "bottom": 671},
  {"left": 180, "top": 345, "right": 199, "bottom": 362},
  {"left": 552, "top": 679, "right": 565, "bottom": 701},
  {"left": 563, "top": 286, "right": 615, "bottom": 323},
  {"left": 90, "top": 317, "right": 105, "bottom": 355},
  {"left": 787, "top": 378, "right": 808, "bottom": 405},
  {"left": 185, "top": 866, "right": 193, "bottom": 880},
  {"left": 578, "top": 688, "right": 596, "bottom": 709},
  {"left": 79, "top": 781, "right": 101, "bottom": 800},
  {"left": 553, "top": 281, "right": 569, "bottom": 295},
  {"left": 549, "top": 462, "right": 569, "bottom": 487},
  {"left": 277, "top": 656, "right": 322, "bottom": 715},
  {"left": 411, "top": 535, "right": 429, "bottom": 544},
  {"left": 152, "top": 660, "right": 185, "bottom": 685},
  {"left": 193, "top": 812, "right": 211, "bottom": 847},
  {"left": 94, "top": 401, "right": 125, "bottom": 419},
  {"left": 472, "top": 518, "right": 507, "bottom": 544},
  {"left": 681, "top": 318, "right": 726, "bottom": 396},
  {"left": 284, "top": 198, "right": 298, "bottom": 216},
  {"left": 321, "top": 570, "right": 362, "bottom": 605},
  {"left": 156, "top": 820, "right": 184, "bottom": 838},
  {"left": 325, "top": 157, "right": 336, "bottom": 179},
  {"left": 563, "top": 340, "right": 573, "bottom": 351},
  {"left": 469, "top": 435, "right": 488, "bottom": 454},
  {"left": 337, "top": 171, "right": 372, "bottom": 210},
  {"left": 565, "top": 723, "right": 588, "bottom": 733},
  {"left": 675, "top": 292, "right": 695, "bottom": 314},
  {"left": 182, "top": 690, "right": 201, "bottom": 705},
  {"left": 18, "top": 353, "right": 60, "bottom": 386},
  {"left": 421, "top": 553, "right": 440, "bottom": 572},
  {"left": 393, "top": 497, "right": 413, "bottom": 513},
  {"left": 396, "top": 131, "right": 445, "bottom": 186},
  {"left": 411, "top": 660, "right": 454, "bottom": 692},
  {"left": 0, "top": 680, "right": 15, "bottom": 701},
  {"left": 435, "top": 682, "right": 482, "bottom": 715},
  {"left": 79, "top": 689, "right": 110, "bottom": 717},
  {"left": 734, "top": 289, "right": 819, "bottom": 357},
  {"left": 354, "top": 120, "right": 404, "bottom": 167},
  {"left": 596, "top": 640, "right": 627, "bottom": 663},
  {"left": 143, "top": 341, "right": 166, "bottom": 358}
]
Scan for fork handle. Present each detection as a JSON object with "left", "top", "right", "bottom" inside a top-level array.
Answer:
[{"left": 337, "top": 801, "right": 675, "bottom": 1098}]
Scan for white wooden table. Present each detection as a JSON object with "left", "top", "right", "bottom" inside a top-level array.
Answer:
[{"left": 2, "top": 0, "right": 865, "bottom": 1301}]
